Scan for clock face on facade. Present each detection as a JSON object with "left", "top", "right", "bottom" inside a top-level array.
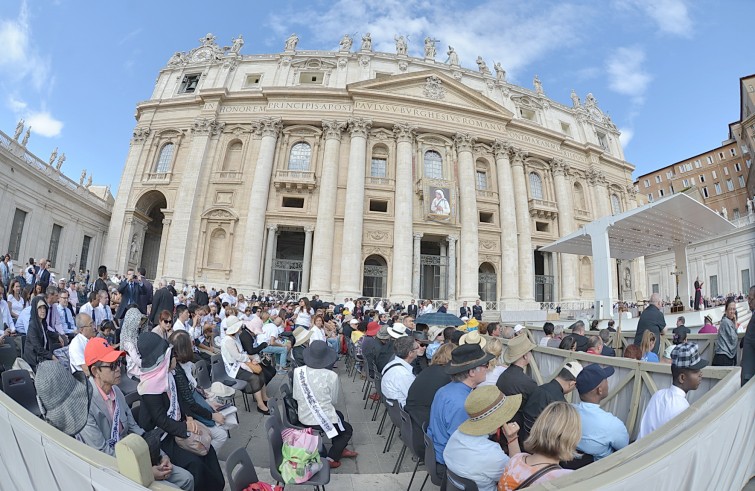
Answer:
[{"left": 192, "top": 47, "right": 211, "bottom": 63}]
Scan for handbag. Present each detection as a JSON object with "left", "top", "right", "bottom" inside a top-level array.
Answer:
[
  {"left": 192, "top": 390, "right": 216, "bottom": 427},
  {"left": 279, "top": 427, "right": 323, "bottom": 484},
  {"left": 244, "top": 482, "right": 283, "bottom": 491},
  {"left": 175, "top": 420, "right": 212, "bottom": 456},
  {"left": 248, "top": 360, "right": 262, "bottom": 374}
]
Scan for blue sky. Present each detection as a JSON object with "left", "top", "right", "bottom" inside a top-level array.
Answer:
[{"left": 0, "top": 0, "right": 752, "bottom": 193}]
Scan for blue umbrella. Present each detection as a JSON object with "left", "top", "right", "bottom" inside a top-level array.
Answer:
[{"left": 414, "top": 312, "right": 465, "bottom": 327}]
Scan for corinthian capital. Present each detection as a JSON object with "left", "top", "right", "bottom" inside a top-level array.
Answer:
[
  {"left": 321, "top": 120, "right": 347, "bottom": 141},
  {"left": 492, "top": 139, "right": 511, "bottom": 159},
  {"left": 393, "top": 122, "right": 417, "bottom": 142},
  {"left": 453, "top": 132, "right": 476, "bottom": 153},
  {"left": 192, "top": 118, "right": 225, "bottom": 136},
  {"left": 131, "top": 126, "right": 151, "bottom": 144},
  {"left": 347, "top": 118, "right": 372, "bottom": 138},
  {"left": 509, "top": 146, "right": 528, "bottom": 166},
  {"left": 548, "top": 157, "right": 570, "bottom": 177},
  {"left": 253, "top": 117, "right": 283, "bottom": 138}
]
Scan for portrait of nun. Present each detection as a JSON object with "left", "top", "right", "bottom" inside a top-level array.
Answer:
[{"left": 430, "top": 189, "right": 451, "bottom": 216}]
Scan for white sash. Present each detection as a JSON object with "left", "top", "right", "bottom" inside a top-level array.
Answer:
[
  {"left": 297, "top": 367, "right": 341, "bottom": 438},
  {"left": 107, "top": 395, "right": 121, "bottom": 449}
]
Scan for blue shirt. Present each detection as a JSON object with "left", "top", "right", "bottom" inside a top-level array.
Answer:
[
  {"left": 428, "top": 381, "right": 472, "bottom": 464},
  {"left": 641, "top": 352, "right": 659, "bottom": 363},
  {"left": 573, "top": 402, "right": 629, "bottom": 460}
]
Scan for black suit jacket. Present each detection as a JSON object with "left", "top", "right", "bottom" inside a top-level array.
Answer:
[
  {"left": 472, "top": 305, "right": 483, "bottom": 320},
  {"left": 136, "top": 279, "right": 153, "bottom": 315},
  {"left": 407, "top": 304, "right": 418, "bottom": 317},
  {"left": 149, "top": 287, "right": 174, "bottom": 325},
  {"left": 195, "top": 290, "right": 209, "bottom": 306},
  {"left": 116, "top": 280, "right": 147, "bottom": 319},
  {"left": 459, "top": 306, "right": 472, "bottom": 318},
  {"left": 37, "top": 269, "right": 50, "bottom": 291}
]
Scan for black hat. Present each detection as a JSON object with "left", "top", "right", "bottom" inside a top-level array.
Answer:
[
  {"left": 445, "top": 344, "right": 494, "bottom": 375},
  {"left": 303, "top": 340, "right": 338, "bottom": 369},
  {"left": 138, "top": 331, "right": 169, "bottom": 372}
]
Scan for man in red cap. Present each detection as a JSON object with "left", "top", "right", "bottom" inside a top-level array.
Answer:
[{"left": 78, "top": 338, "right": 194, "bottom": 490}]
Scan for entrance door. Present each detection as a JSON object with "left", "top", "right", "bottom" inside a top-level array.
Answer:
[
  {"left": 534, "top": 249, "right": 553, "bottom": 303},
  {"left": 272, "top": 230, "right": 304, "bottom": 293}
]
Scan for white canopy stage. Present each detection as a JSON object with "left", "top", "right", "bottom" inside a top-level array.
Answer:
[{"left": 540, "top": 193, "right": 736, "bottom": 319}]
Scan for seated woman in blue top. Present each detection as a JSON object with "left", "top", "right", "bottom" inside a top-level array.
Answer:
[{"left": 640, "top": 330, "right": 659, "bottom": 362}]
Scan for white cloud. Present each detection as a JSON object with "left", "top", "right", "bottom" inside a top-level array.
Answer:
[
  {"left": 606, "top": 47, "right": 651, "bottom": 103},
  {"left": 0, "top": 0, "right": 51, "bottom": 91},
  {"left": 619, "top": 127, "right": 634, "bottom": 148},
  {"left": 25, "top": 111, "right": 63, "bottom": 137},
  {"left": 7, "top": 95, "right": 27, "bottom": 112},
  {"left": 267, "top": 0, "right": 587, "bottom": 80},
  {"left": 617, "top": 0, "right": 693, "bottom": 37}
]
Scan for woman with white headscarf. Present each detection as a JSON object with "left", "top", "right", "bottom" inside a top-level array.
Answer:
[
  {"left": 431, "top": 189, "right": 450, "bottom": 215},
  {"left": 120, "top": 307, "right": 144, "bottom": 380}
]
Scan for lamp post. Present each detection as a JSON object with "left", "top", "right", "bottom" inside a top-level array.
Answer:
[{"left": 670, "top": 270, "right": 683, "bottom": 312}]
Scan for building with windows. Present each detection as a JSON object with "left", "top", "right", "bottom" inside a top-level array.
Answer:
[
  {"left": 103, "top": 33, "right": 641, "bottom": 307},
  {"left": 0, "top": 125, "right": 112, "bottom": 279},
  {"left": 729, "top": 73, "right": 755, "bottom": 199},
  {"left": 634, "top": 140, "right": 751, "bottom": 220}
]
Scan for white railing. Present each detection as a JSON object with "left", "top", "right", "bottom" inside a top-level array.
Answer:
[
  {"left": 477, "top": 189, "right": 499, "bottom": 200},
  {"left": 730, "top": 214, "right": 755, "bottom": 227},
  {"left": 527, "top": 198, "right": 558, "bottom": 209},
  {"left": 365, "top": 177, "right": 395, "bottom": 187},
  {"left": 215, "top": 170, "right": 242, "bottom": 180},
  {"left": 144, "top": 171, "right": 172, "bottom": 183},
  {"left": 275, "top": 170, "right": 315, "bottom": 181}
]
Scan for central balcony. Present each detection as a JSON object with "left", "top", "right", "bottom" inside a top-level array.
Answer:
[{"left": 274, "top": 170, "right": 317, "bottom": 192}]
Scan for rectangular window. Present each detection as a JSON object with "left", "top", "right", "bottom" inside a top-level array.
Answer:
[
  {"left": 730, "top": 148, "right": 737, "bottom": 156},
  {"left": 655, "top": 175, "right": 662, "bottom": 183},
  {"left": 699, "top": 174, "right": 706, "bottom": 183},
  {"left": 702, "top": 187, "right": 709, "bottom": 198},
  {"left": 743, "top": 269, "right": 751, "bottom": 295},
  {"left": 178, "top": 74, "right": 200, "bottom": 94},
  {"left": 709, "top": 275, "right": 719, "bottom": 297},
  {"left": 748, "top": 159, "right": 752, "bottom": 168},
  {"left": 480, "top": 212, "right": 495, "bottom": 223},
  {"left": 685, "top": 163, "right": 693, "bottom": 171},
  {"left": 694, "top": 160, "right": 701, "bottom": 168},
  {"left": 534, "top": 221, "right": 548, "bottom": 232},
  {"left": 735, "top": 163, "right": 742, "bottom": 172},
  {"left": 476, "top": 171, "right": 488, "bottom": 190},
  {"left": 723, "top": 166, "right": 729, "bottom": 175},
  {"left": 714, "top": 183, "right": 722, "bottom": 195},
  {"left": 733, "top": 208, "right": 740, "bottom": 220},
  {"left": 243, "top": 73, "right": 262, "bottom": 88},
  {"left": 282, "top": 197, "right": 304, "bottom": 208},
  {"left": 520, "top": 108, "right": 537, "bottom": 121},
  {"left": 647, "top": 193, "right": 654, "bottom": 202},
  {"left": 48, "top": 224, "right": 63, "bottom": 269},
  {"left": 712, "top": 170, "right": 717, "bottom": 179},
  {"left": 690, "top": 178, "right": 695, "bottom": 185},
  {"left": 651, "top": 284, "right": 659, "bottom": 294},
  {"left": 299, "top": 71, "right": 324, "bottom": 84},
  {"left": 7, "top": 208, "right": 27, "bottom": 259},
  {"left": 739, "top": 175, "right": 746, "bottom": 187},
  {"left": 644, "top": 179, "right": 650, "bottom": 188},
  {"left": 596, "top": 132, "right": 609, "bottom": 151},
  {"left": 666, "top": 171, "right": 674, "bottom": 179},
  {"left": 560, "top": 121, "right": 571, "bottom": 136},
  {"left": 369, "top": 200, "right": 388, "bottom": 212},
  {"left": 682, "top": 179, "right": 689, "bottom": 187},
  {"left": 79, "top": 235, "right": 92, "bottom": 272},
  {"left": 707, "top": 156, "right": 714, "bottom": 164},
  {"left": 726, "top": 179, "right": 734, "bottom": 191},
  {"left": 370, "top": 158, "right": 387, "bottom": 178},
  {"left": 719, "top": 152, "right": 725, "bottom": 159},
  {"left": 658, "top": 189, "right": 665, "bottom": 197}
]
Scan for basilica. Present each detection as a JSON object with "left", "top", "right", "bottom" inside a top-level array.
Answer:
[{"left": 103, "top": 33, "right": 643, "bottom": 307}]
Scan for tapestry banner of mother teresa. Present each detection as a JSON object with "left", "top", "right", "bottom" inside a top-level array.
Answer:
[{"left": 427, "top": 186, "right": 453, "bottom": 222}]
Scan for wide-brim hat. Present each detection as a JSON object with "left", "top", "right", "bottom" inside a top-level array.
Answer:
[
  {"left": 210, "top": 381, "right": 235, "bottom": 398},
  {"left": 460, "top": 330, "right": 487, "bottom": 349},
  {"left": 293, "top": 326, "right": 313, "bottom": 347},
  {"left": 138, "top": 331, "right": 170, "bottom": 371},
  {"left": 503, "top": 333, "right": 537, "bottom": 365},
  {"left": 303, "top": 340, "right": 338, "bottom": 369},
  {"left": 458, "top": 386, "right": 522, "bottom": 436},
  {"left": 428, "top": 325, "right": 444, "bottom": 342},
  {"left": 446, "top": 344, "right": 495, "bottom": 375},
  {"left": 388, "top": 323, "right": 408, "bottom": 339},
  {"left": 376, "top": 325, "right": 391, "bottom": 340},
  {"left": 366, "top": 322, "right": 381, "bottom": 337},
  {"left": 225, "top": 316, "right": 243, "bottom": 335},
  {"left": 35, "top": 361, "right": 92, "bottom": 436}
]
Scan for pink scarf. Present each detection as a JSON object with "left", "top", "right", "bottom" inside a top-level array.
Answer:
[{"left": 137, "top": 347, "right": 181, "bottom": 421}]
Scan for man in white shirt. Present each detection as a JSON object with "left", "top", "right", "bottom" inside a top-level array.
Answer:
[
  {"left": 67, "top": 281, "right": 79, "bottom": 311},
  {"left": 55, "top": 290, "right": 78, "bottom": 338},
  {"left": 381, "top": 335, "right": 423, "bottom": 407},
  {"left": 637, "top": 342, "right": 707, "bottom": 439},
  {"left": 172, "top": 304, "right": 189, "bottom": 332},
  {"left": 94, "top": 290, "right": 113, "bottom": 326},
  {"left": 79, "top": 292, "right": 99, "bottom": 326},
  {"left": 344, "top": 298, "right": 355, "bottom": 312},
  {"left": 257, "top": 314, "right": 289, "bottom": 370},
  {"left": 69, "top": 313, "right": 96, "bottom": 374}
]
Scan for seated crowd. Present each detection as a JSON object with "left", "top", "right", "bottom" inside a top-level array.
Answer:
[{"left": 0, "top": 259, "right": 743, "bottom": 490}]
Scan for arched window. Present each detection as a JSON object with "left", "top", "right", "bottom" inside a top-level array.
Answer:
[
  {"left": 155, "top": 143, "right": 174, "bottom": 173},
  {"left": 424, "top": 150, "right": 443, "bottom": 179},
  {"left": 610, "top": 194, "right": 622, "bottom": 215},
  {"left": 580, "top": 257, "right": 593, "bottom": 289},
  {"left": 208, "top": 228, "right": 227, "bottom": 268},
  {"left": 371, "top": 144, "right": 388, "bottom": 178},
  {"left": 529, "top": 172, "right": 543, "bottom": 199},
  {"left": 476, "top": 158, "right": 489, "bottom": 190},
  {"left": 288, "top": 142, "right": 311, "bottom": 171},
  {"left": 573, "top": 182, "right": 587, "bottom": 210},
  {"left": 362, "top": 255, "right": 388, "bottom": 298},
  {"left": 222, "top": 141, "right": 243, "bottom": 171},
  {"left": 478, "top": 263, "right": 497, "bottom": 301}
]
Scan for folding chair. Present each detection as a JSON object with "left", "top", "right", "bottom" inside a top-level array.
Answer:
[
  {"left": 2, "top": 369, "right": 41, "bottom": 417},
  {"left": 265, "top": 417, "right": 330, "bottom": 491},
  {"left": 226, "top": 447, "right": 260, "bottom": 491},
  {"left": 210, "top": 356, "right": 250, "bottom": 412},
  {"left": 445, "top": 469, "right": 479, "bottom": 491}
]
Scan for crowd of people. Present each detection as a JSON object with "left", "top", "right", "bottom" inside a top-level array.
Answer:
[{"left": 0, "top": 253, "right": 752, "bottom": 489}]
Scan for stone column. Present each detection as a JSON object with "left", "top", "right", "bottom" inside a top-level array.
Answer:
[
  {"left": 549, "top": 158, "right": 578, "bottom": 301},
  {"left": 390, "top": 123, "right": 416, "bottom": 302},
  {"left": 493, "top": 140, "right": 519, "bottom": 303},
  {"left": 454, "top": 133, "right": 479, "bottom": 301},
  {"left": 262, "top": 224, "right": 278, "bottom": 290},
  {"left": 309, "top": 121, "right": 346, "bottom": 298},
  {"left": 164, "top": 118, "right": 223, "bottom": 283},
  {"left": 510, "top": 147, "right": 534, "bottom": 301},
  {"left": 412, "top": 233, "right": 423, "bottom": 298},
  {"left": 242, "top": 118, "right": 282, "bottom": 290},
  {"left": 338, "top": 118, "right": 372, "bottom": 298},
  {"left": 626, "top": 187, "right": 647, "bottom": 300},
  {"left": 447, "top": 235, "right": 458, "bottom": 301},
  {"left": 301, "top": 226, "right": 314, "bottom": 294}
]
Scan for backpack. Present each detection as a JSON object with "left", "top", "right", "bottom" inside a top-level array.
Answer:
[{"left": 279, "top": 427, "right": 323, "bottom": 484}]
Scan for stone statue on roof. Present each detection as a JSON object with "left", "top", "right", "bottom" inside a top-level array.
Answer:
[
  {"left": 56, "top": 153, "right": 65, "bottom": 170},
  {"left": 395, "top": 35, "right": 408, "bottom": 55},
  {"left": 49, "top": 147, "right": 58, "bottom": 166},
  {"left": 424, "top": 37, "right": 437, "bottom": 59},
  {"left": 571, "top": 89, "right": 581, "bottom": 108},
  {"left": 13, "top": 120, "right": 24, "bottom": 140},
  {"left": 533, "top": 75, "right": 543, "bottom": 95},
  {"left": 21, "top": 127, "right": 30, "bottom": 146},
  {"left": 476, "top": 56, "right": 490, "bottom": 75},
  {"left": 339, "top": 34, "right": 353, "bottom": 52},
  {"left": 447, "top": 46, "right": 459, "bottom": 66},
  {"left": 361, "top": 33, "right": 372, "bottom": 51},
  {"left": 80, "top": 169, "right": 86, "bottom": 185},
  {"left": 285, "top": 33, "right": 299, "bottom": 51},
  {"left": 494, "top": 62, "right": 506, "bottom": 82},
  {"left": 230, "top": 35, "right": 244, "bottom": 54},
  {"left": 86, "top": 175, "right": 92, "bottom": 188}
]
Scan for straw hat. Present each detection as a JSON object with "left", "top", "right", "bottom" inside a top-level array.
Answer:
[
  {"left": 427, "top": 325, "right": 444, "bottom": 342},
  {"left": 225, "top": 316, "right": 243, "bottom": 335},
  {"left": 210, "top": 381, "right": 235, "bottom": 398},
  {"left": 459, "top": 330, "right": 487, "bottom": 349},
  {"left": 458, "top": 386, "right": 522, "bottom": 436},
  {"left": 293, "top": 326, "right": 313, "bottom": 347},
  {"left": 503, "top": 334, "right": 536, "bottom": 365}
]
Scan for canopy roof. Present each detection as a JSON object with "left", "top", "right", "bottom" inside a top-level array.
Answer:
[{"left": 540, "top": 193, "right": 736, "bottom": 260}]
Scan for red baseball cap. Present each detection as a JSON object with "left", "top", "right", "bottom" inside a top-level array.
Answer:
[{"left": 84, "top": 337, "right": 126, "bottom": 367}]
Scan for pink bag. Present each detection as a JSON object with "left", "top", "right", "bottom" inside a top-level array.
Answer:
[{"left": 281, "top": 427, "right": 320, "bottom": 453}]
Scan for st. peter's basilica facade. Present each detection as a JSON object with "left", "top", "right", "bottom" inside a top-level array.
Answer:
[{"left": 103, "top": 33, "right": 644, "bottom": 308}]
